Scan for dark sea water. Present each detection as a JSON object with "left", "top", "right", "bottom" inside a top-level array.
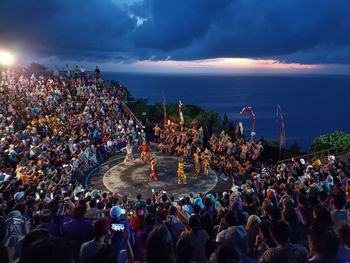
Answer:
[{"left": 104, "top": 73, "right": 350, "bottom": 151}]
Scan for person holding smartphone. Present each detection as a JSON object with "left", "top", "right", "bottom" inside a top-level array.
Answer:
[{"left": 109, "top": 205, "right": 135, "bottom": 258}]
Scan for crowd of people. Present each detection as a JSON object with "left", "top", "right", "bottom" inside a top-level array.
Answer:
[
  {"left": 0, "top": 66, "right": 143, "bottom": 261},
  {"left": 0, "top": 67, "right": 349, "bottom": 263}
]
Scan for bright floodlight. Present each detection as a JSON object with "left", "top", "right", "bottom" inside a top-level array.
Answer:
[{"left": 0, "top": 51, "right": 15, "bottom": 66}]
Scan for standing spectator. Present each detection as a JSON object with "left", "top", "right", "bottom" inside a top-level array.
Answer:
[{"left": 110, "top": 205, "right": 134, "bottom": 255}]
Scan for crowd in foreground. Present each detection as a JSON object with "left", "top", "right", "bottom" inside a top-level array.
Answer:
[{"left": 0, "top": 67, "right": 349, "bottom": 263}]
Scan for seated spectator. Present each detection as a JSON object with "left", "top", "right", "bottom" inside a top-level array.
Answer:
[
  {"left": 209, "top": 244, "right": 240, "bottom": 263},
  {"left": 246, "top": 215, "right": 261, "bottom": 256},
  {"left": 135, "top": 213, "right": 157, "bottom": 262},
  {"left": 62, "top": 206, "right": 93, "bottom": 260},
  {"left": 0, "top": 243, "right": 9, "bottom": 263},
  {"left": 216, "top": 210, "right": 253, "bottom": 261},
  {"left": 130, "top": 208, "right": 145, "bottom": 233},
  {"left": 296, "top": 194, "right": 313, "bottom": 227},
  {"left": 15, "top": 228, "right": 50, "bottom": 261},
  {"left": 176, "top": 236, "right": 196, "bottom": 263},
  {"left": 145, "top": 225, "right": 176, "bottom": 263},
  {"left": 282, "top": 206, "right": 307, "bottom": 244},
  {"left": 85, "top": 198, "right": 102, "bottom": 219},
  {"left": 166, "top": 205, "right": 185, "bottom": 243},
  {"left": 36, "top": 209, "right": 60, "bottom": 236},
  {"left": 80, "top": 218, "right": 111, "bottom": 263},
  {"left": 178, "top": 214, "right": 209, "bottom": 263},
  {"left": 308, "top": 227, "right": 343, "bottom": 263},
  {"left": 18, "top": 237, "right": 73, "bottom": 263},
  {"left": 134, "top": 194, "right": 147, "bottom": 210},
  {"left": 312, "top": 205, "right": 334, "bottom": 229},
  {"left": 335, "top": 221, "right": 350, "bottom": 261},
  {"left": 93, "top": 244, "right": 118, "bottom": 263},
  {"left": 4, "top": 207, "right": 29, "bottom": 261},
  {"left": 259, "top": 220, "right": 308, "bottom": 263},
  {"left": 330, "top": 194, "right": 348, "bottom": 223}
]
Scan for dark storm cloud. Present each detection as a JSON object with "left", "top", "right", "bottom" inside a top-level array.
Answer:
[
  {"left": 0, "top": 0, "right": 135, "bottom": 60},
  {"left": 0, "top": 0, "right": 349, "bottom": 64}
]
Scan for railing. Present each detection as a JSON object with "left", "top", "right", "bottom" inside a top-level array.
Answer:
[
  {"left": 121, "top": 102, "right": 144, "bottom": 128},
  {"left": 277, "top": 144, "right": 350, "bottom": 164},
  {"left": 101, "top": 75, "right": 143, "bottom": 128}
]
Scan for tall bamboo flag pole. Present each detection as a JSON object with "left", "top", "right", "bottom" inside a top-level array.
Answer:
[
  {"left": 162, "top": 90, "right": 167, "bottom": 126},
  {"left": 179, "top": 100, "right": 184, "bottom": 126},
  {"left": 276, "top": 104, "right": 286, "bottom": 158}
]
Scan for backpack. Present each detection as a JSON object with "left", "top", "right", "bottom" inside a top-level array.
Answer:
[{"left": 4, "top": 211, "right": 25, "bottom": 248}]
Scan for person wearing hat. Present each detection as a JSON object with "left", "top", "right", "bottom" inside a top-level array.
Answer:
[
  {"left": 110, "top": 205, "right": 135, "bottom": 256},
  {"left": 14, "top": 191, "right": 25, "bottom": 203}
]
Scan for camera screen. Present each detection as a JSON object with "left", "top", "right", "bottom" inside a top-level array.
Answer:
[{"left": 111, "top": 223, "right": 125, "bottom": 231}]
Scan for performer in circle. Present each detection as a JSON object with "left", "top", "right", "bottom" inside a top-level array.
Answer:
[
  {"left": 202, "top": 148, "right": 211, "bottom": 176},
  {"left": 138, "top": 141, "right": 150, "bottom": 163},
  {"left": 149, "top": 154, "right": 158, "bottom": 181},
  {"left": 193, "top": 147, "right": 201, "bottom": 176},
  {"left": 122, "top": 142, "right": 133, "bottom": 163},
  {"left": 177, "top": 157, "right": 187, "bottom": 184}
]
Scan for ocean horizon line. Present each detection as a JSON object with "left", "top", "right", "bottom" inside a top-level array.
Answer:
[{"left": 103, "top": 71, "right": 350, "bottom": 78}]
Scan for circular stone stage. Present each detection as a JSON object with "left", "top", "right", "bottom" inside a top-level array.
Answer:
[
  {"left": 87, "top": 152, "right": 233, "bottom": 200},
  {"left": 103, "top": 155, "right": 217, "bottom": 200}
]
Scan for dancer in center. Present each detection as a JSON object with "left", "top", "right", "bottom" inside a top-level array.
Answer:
[
  {"left": 201, "top": 148, "right": 211, "bottom": 176},
  {"left": 193, "top": 147, "right": 201, "bottom": 176},
  {"left": 138, "top": 141, "right": 150, "bottom": 163},
  {"left": 177, "top": 157, "right": 187, "bottom": 184},
  {"left": 122, "top": 142, "right": 134, "bottom": 163},
  {"left": 149, "top": 153, "right": 158, "bottom": 181}
]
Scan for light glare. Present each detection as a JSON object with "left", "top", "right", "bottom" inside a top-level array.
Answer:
[{"left": 0, "top": 51, "right": 15, "bottom": 66}]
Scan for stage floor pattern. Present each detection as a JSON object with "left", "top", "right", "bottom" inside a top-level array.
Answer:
[{"left": 102, "top": 155, "right": 217, "bottom": 200}]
